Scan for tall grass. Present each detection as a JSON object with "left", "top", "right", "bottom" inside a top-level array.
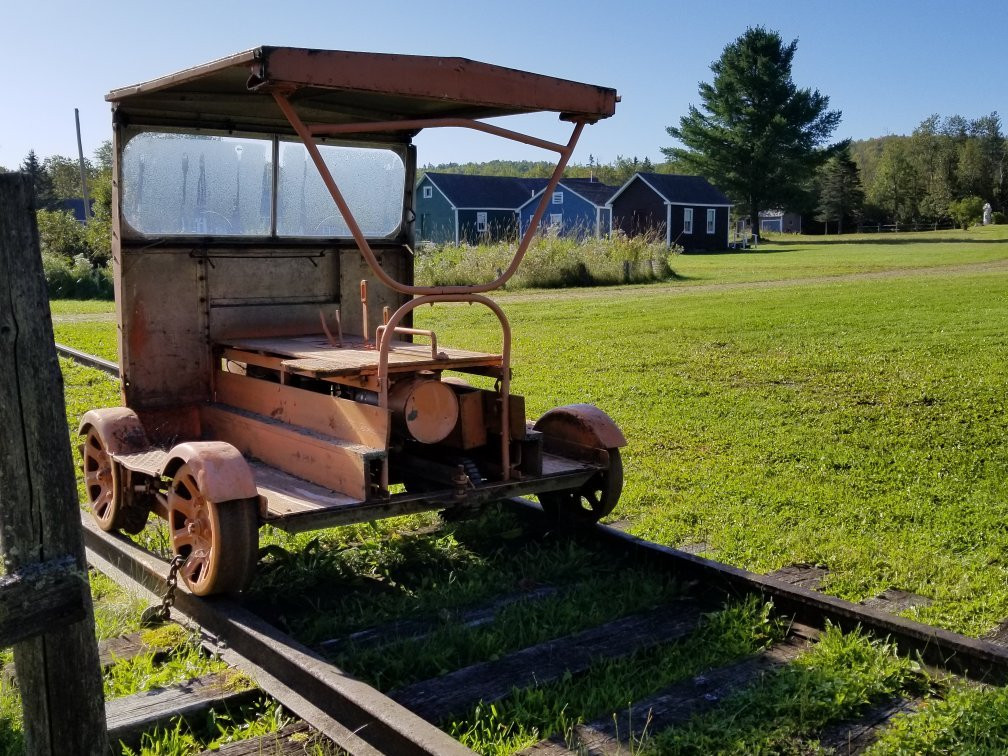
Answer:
[{"left": 416, "top": 231, "right": 680, "bottom": 290}]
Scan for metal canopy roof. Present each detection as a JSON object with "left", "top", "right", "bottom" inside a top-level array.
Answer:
[{"left": 107, "top": 46, "right": 619, "bottom": 134}]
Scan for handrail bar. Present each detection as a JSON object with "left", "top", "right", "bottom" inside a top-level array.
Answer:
[{"left": 272, "top": 92, "right": 584, "bottom": 296}]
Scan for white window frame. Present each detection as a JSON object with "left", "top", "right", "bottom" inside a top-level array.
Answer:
[
  {"left": 476, "top": 211, "right": 488, "bottom": 233},
  {"left": 706, "top": 208, "right": 716, "bottom": 234},
  {"left": 422, "top": 185, "right": 432, "bottom": 199},
  {"left": 549, "top": 213, "right": 563, "bottom": 228},
  {"left": 683, "top": 207, "right": 693, "bottom": 234},
  {"left": 552, "top": 191, "right": 564, "bottom": 205}
]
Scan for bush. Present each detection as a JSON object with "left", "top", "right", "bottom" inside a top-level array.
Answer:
[
  {"left": 948, "top": 196, "right": 986, "bottom": 230},
  {"left": 41, "top": 252, "right": 113, "bottom": 299},
  {"left": 36, "top": 209, "right": 89, "bottom": 259},
  {"left": 416, "top": 231, "right": 680, "bottom": 290},
  {"left": 992, "top": 211, "right": 1006, "bottom": 225}
]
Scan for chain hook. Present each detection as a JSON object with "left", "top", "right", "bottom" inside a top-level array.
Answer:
[{"left": 140, "top": 554, "right": 186, "bottom": 627}]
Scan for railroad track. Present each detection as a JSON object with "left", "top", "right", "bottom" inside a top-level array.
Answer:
[{"left": 62, "top": 346, "right": 1008, "bottom": 754}]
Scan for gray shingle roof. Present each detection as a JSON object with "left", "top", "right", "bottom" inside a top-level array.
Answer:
[
  {"left": 423, "top": 173, "right": 547, "bottom": 208},
  {"left": 632, "top": 173, "right": 731, "bottom": 205},
  {"left": 560, "top": 178, "right": 619, "bottom": 206}
]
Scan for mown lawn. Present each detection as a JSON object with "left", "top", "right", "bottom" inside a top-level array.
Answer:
[
  {"left": 416, "top": 235, "right": 1008, "bottom": 636},
  {"left": 53, "top": 230, "right": 1008, "bottom": 636},
  {"left": 669, "top": 223, "right": 1008, "bottom": 285}
]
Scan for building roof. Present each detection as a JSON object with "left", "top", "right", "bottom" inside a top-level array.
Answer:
[
  {"left": 54, "top": 198, "right": 92, "bottom": 223},
  {"left": 558, "top": 178, "right": 619, "bottom": 206},
  {"left": 611, "top": 173, "right": 732, "bottom": 206},
  {"left": 517, "top": 177, "right": 618, "bottom": 211},
  {"left": 424, "top": 173, "right": 548, "bottom": 209}
]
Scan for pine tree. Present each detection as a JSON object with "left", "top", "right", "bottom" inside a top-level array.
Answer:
[
  {"left": 663, "top": 27, "right": 842, "bottom": 238},
  {"left": 20, "top": 149, "right": 55, "bottom": 208},
  {"left": 816, "top": 150, "right": 864, "bottom": 233}
]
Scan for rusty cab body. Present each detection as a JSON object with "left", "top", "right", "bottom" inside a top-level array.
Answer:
[{"left": 80, "top": 46, "right": 626, "bottom": 596}]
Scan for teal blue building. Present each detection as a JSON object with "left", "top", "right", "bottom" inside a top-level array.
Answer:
[{"left": 416, "top": 173, "right": 546, "bottom": 244}]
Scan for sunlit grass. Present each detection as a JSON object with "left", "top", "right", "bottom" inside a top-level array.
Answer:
[
  {"left": 645, "top": 624, "right": 927, "bottom": 754},
  {"left": 47, "top": 230, "right": 1008, "bottom": 753},
  {"left": 448, "top": 598, "right": 782, "bottom": 754},
  {"left": 667, "top": 223, "right": 1008, "bottom": 286},
  {"left": 50, "top": 299, "right": 114, "bottom": 316},
  {"left": 54, "top": 232, "right": 1008, "bottom": 635},
  {"left": 868, "top": 683, "right": 1008, "bottom": 754}
]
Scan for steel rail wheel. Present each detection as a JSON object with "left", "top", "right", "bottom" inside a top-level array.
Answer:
[
  {"left": 539, "top": 448, "right": 623, "bottom": 526},
  {"left": 82, "top": 427, "right": 147, "bottom": 533},
  {"left": 166, "top": 462, "right": 258, "bottom": 596}
]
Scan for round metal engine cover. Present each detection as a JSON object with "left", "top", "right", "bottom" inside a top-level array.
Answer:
[{"left": 389, "top": 378, "right": 460, "bottom": 444}]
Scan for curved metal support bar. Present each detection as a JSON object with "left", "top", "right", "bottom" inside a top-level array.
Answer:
[
  {"left": 378, "top": 295, "right": 513, "bottom": 484},
  {"left": 273, "top": 92, "right": 584, "bottom": 296}
]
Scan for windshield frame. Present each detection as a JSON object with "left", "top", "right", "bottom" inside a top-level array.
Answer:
[{"left": 116, "top": 125, "right": 410, "bottom": 243}]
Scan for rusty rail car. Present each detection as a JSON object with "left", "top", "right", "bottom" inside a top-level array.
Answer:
[{"left": 80, "top": 47, "right": 626, "bottom": 595}]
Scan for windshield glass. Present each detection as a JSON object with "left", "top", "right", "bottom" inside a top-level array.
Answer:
[
  {"left": 122, "top": 134, "right": 271, "bottom": 236},
  {"left": 277, "top": 142, "right": 405, "bottom": 237},
  {"left": 120, "top": 132, "right": 405, "bottom": 238}
]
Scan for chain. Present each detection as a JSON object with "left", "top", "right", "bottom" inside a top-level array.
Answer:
[{"left": 140, "top": 554, "right": 186, "bottom": 627}]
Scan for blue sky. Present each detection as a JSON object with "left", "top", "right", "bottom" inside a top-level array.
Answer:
[{"left": 4, "top": 0, "right": 1006, "bottom": 171}]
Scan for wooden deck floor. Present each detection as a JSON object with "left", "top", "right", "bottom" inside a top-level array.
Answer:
[{"left": 219, "top": 334, "right": 501, "bottom": 378}]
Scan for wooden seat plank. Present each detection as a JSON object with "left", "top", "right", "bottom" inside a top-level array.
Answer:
[
  {"left": 214, "top": 369, "right": 390, "bottom": 448},
  {"left": 218, "top": 334, "right": 501, "bottom": 378},
  {"left": 200, "top": 404, "right": 380, "bottom": 500}
]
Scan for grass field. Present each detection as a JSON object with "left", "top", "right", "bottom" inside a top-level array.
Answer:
[
  {"left": 416, "top": 234, "right": 1008, "bottom": 636},
  {"left": 43, "top": 228, "right": 1008, "bottom": 752},
  {"left": 51, "top": 227, "right": 1008, "bottom": 635}
]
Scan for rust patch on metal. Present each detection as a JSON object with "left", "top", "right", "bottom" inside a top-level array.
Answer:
[{"left": 533, "top": 404, "right": 627, "bottom": 452}]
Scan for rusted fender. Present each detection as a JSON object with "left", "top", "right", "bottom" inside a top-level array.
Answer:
[
  {"left": 161, "top": 441, "right": 259, "bottom": 503},
  {"left": 533, "top": 403, "right": 626, "bottom": 450},
  {"left": 79, "top": 407, "right": 150, "bottom": 454}
]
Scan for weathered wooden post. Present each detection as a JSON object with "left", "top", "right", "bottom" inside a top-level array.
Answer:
[{"left": 0, "top": 173, "right": 108, "bottom": 753}]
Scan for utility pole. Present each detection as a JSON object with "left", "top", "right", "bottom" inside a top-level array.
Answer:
[{"left": 75, "top": 108, "right": 91, "bottom": 222}]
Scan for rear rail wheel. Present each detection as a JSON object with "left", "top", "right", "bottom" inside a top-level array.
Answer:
[
  {"left": 533, "top": 404, "right": 627, "bottom": 526},
  {"left": 539, "top": 448, "right": 623, "bottom": 525}
]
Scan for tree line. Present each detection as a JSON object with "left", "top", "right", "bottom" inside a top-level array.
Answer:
[
  {"left": 4, "top": 145, "right": 115, "bottom": 297},
  {"left": 420, "top": 154, "right": 671, "bottom": 187},
  {"left": 849, "top": 113, "right": 1006, "bottom": 226}
]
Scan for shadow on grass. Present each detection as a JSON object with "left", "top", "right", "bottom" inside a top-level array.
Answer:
[
  {"left": 684, "top": 247, "right": 795, "bottom": 256},
  {"left": 761, "top": 235, "right": 1008, "bottom": 247}
]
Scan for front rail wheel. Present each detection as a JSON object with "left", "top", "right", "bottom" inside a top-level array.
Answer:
[
  {"left": 539, "top": 448, "right": 623, "bottom": 526},
  {"left": 166, "top": 462, "right": 258, "bottom": 596},
  {"left": 82, "top": 427, "right": 148, "bottom": 534}
]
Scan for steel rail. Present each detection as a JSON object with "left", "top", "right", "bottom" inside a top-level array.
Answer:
[
  {"left": 55, "top": 343, "right": 119, "bottom": 377},
  {"left": 503, "top": 498, "right": 1008, "bottom": 686},
  {"left": 81, "top": 514, "right": 475, "bottom": 756}
]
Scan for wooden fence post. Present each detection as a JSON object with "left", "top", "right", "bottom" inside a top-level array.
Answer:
[{"left": 0, "top": 173, "right": 108, "bottom": 753}]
